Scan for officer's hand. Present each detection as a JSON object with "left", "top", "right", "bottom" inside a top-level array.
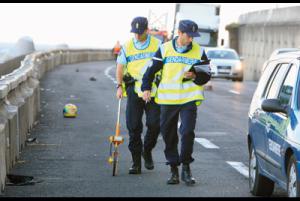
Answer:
[
  {"left": 116, "top": 87, "right": 123, "bottom": 99},
  {"left": 184, "top": 72, "right": 196, "bottom": 79},
  {"left": 143, "top": 90, "right": 151, "bottom": 103}
]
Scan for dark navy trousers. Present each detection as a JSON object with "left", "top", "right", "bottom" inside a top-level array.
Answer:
[
  {"left": 160, "top": 101, "right": 197, "bottom": 166},
  {"left": 126, "top": 85, "right": 160, "bottom": 155}
]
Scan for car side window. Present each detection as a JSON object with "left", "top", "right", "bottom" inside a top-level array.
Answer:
[
  {"left": 266, "top": 63, "right": 290, "bottom": 99},
  {"left": 278, "top": 64, "right": 298, "bottom": 105},
  {"left": 262, "top": 65, "right": 280, "bottom": 97},
  {"left": 259, "top": 62, "right": 280, "bottom": 98}
]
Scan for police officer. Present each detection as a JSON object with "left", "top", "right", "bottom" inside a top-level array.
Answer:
[
  {"left": 116, "top": 16, "right": 161, "bottom": 174},
  {"left": 141, "top": 19, "right": 211, "bottom": 185}
]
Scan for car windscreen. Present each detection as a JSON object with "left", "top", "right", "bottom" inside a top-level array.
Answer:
[{"left": 207, "top": 50, "right": 239, "bottom": 60}]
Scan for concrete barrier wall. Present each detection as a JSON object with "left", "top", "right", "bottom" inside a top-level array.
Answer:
[
  {"left": 226, "top": 6, "right": 300, "bottom": 81},
  {"left": 0, "top": 48, "right": 114, "bottom": 193},
  {"left": 0, "top": 55, "right": 26, "bottom": 77}
]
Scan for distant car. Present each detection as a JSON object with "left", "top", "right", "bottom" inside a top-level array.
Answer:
[
  {"left": 206, "top": 47, "right": 243, "bottom": 82},
  {"left": 269, "top": 48, "right": 300, "bottom": 60},
  {"left": 247, "top": 50, "right": 300, "bottom": 197}
]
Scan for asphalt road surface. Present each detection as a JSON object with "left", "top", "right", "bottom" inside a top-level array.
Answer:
[{"left": 0, "top": 60, "right": 287, "bottom": 197}]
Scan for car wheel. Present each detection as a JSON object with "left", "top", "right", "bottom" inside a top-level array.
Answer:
[
  {"left": 237, "top": 77, "right": 243, "bottom": 82},
  {"left": 232, "top": 78, "right": 236, "bottom": 82},
  {"left": 249, "top": 144, "right": 274, "bottom": 196},
  {"left": 287, "top": 155, "right": 300, "bottom": 197}
]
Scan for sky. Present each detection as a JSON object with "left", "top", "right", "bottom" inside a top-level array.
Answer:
[
  {"left": 1, "top": 3, "right": 300, "bottom": 49},
  {"left": 0, "top": 3, "right": 176, "bottom": 48}
]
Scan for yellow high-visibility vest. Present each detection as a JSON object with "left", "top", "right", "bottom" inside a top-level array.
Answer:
[
  {"left": 123, "top": 35, "right": 160, "bottom": 97},
  {"left": 155, "top": 40, "right": 204, "bottom": 105}
]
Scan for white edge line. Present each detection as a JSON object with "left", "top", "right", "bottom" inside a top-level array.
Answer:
[
  {"left": 195, "top": 138, "right": 219, "bottom": 149},
  {"left": 226, "top": 161, "right": 249, "bottom": 178},
  {"left": 105, "top": 65, "right": 117, "bottom": 84},
  {"left": 195, "top": 131, "right": 227, "bottom": 136},
  {"left": 229, "top": 90, "right": 240, "bottom": 95}
]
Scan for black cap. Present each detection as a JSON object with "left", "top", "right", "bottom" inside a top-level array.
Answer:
[
  {"left": 178, "top": 20, "right": 200, "bottom": 37},
  {"left": 131, "top": 16, "right": 148, "bottom": 34}
]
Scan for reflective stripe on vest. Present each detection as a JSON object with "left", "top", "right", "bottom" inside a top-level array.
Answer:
[
  {"left": 155, "top": 41, "right": 204, "bottom": 105},
  {"left": 124, "top": 36, "right": 160, "bottom": 97}
]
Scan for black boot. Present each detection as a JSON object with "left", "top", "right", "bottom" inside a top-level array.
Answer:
[
  {"left": 181, "top": 164, "right": 196, "bottom": 185},
  {"left": 167, "top": 165, "right": 179, "bottom": 184},
  {"left": 129, "top": 153, "right": 141, "bottom": 174},
  {"left": 143, "top": 150, "right": 154, "bottom": 170}
]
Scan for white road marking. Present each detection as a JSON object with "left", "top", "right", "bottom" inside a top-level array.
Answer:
[
  {"left": 195, "top": 138, "right": 219, "bottom": 149},
  {"left": 229, "top": 90, "right": 240, "bottom": 95},
  {"left": 178, "top": 121, "right": 181, "bottom": 129},
  {"left": 104, "top": 65, "right": 117, "bottom": 84},
  {"left": 195, "top": 131, "right": 227, "bottom": 136},
  {"left": 226, "top": 161, "right": 249, "bottom": 178}
]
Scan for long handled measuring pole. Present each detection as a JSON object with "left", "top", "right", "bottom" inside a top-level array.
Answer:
[
  {"left": 108, "top": 98, "right": 124, "bottom": 176},
  {"left": 115, "top": 98, "right": 121, "bottom": 137}
]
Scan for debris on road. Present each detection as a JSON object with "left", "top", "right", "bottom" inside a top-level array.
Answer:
[
  {"left": 6, "top": 174, "right": 43, "bottom": 186},
  {"left": 89, "top": 77, "right": 97, "bottom": 81},
  {"left": 26, "top": 138, "right": 37, "bottom": 143},
  {"left": 63, "top": 103, "right": 78, "bottom": 118}
]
